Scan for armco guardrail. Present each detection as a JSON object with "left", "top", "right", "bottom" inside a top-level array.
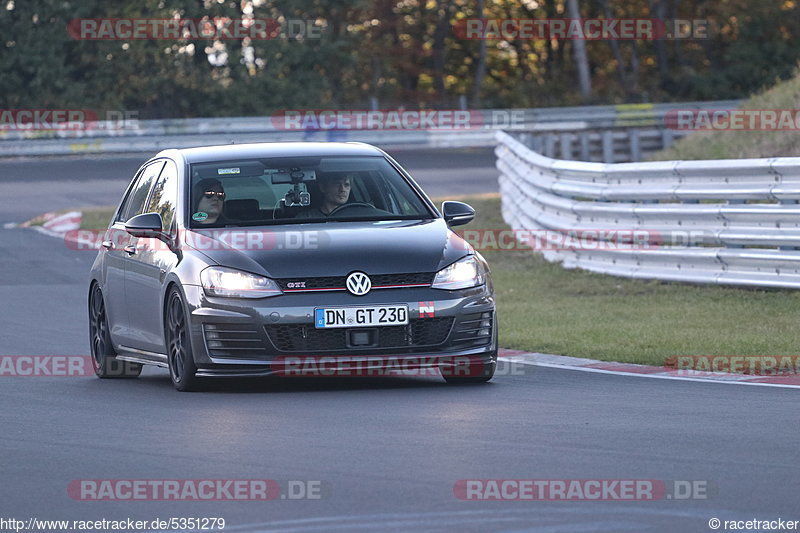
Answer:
[
  {"left": 515, "top": 128, "right": 693, "bottom": 163},
  {"left": 0, "top": 129, "right": 497, "bottom": 157},
  {"left": 513, "top": 99, "right": 741, "bottom": 162},
  {"left": 496, "top": 130, "right": 800, "bottom": 289},
  {"left": 0, "top": 100, "right": 741, "bottom": 157}
]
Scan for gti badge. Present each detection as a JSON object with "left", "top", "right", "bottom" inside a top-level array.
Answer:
[
  {"left": 286, "top": 281, "right": 306, "bottom": 289},
  {"left": 346, "top": 272, "right": 371, "bottom": 296}
]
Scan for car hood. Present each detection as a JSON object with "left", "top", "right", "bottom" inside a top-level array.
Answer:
[{"left": 183, "top": 219, "right": 472, "bottom": 278}]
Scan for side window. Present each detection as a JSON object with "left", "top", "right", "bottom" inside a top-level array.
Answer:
[
  {"left": 115, "top": 168, "right": 144, "bottom": 223},
  {"left": 146, "top": 160, "right": 178, "bottom": 235},
  {"left": 117, "top": 161, "right": 165, "bottom": 222}
]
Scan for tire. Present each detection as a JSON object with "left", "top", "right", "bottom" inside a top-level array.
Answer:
[
  {"left": 89, "top": 284, "right": 142, "bottom": 378},
  {"left": 165, "top": 287, "right": 201, "bottom": 392},
  {"left": 441, "top": 352, "right": 497, "bottom": 383}
]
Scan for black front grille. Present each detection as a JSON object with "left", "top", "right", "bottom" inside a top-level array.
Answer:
[
  {"left": 276, "top": 272, "right": 434, "bottom": 291},
  {"left": 371, "top": 273, "right": 435, "bottom": 287},
  {"left": 203, "top": 323, "right": 267, "bottom": 357},
  {"left": 265, "top": 318, "right": 454, "bottom": 352}
]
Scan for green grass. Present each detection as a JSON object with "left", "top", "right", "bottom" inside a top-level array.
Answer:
[
  {"left": 79, "top": 206, "right": 115, "bottom": 230},
  {"left": 22, "top": 206, "right": 115, "bottom": 229},
  {"left": 466, "top": 195, "right": 800, "bottom": 365},
  {"left": 603, "top": 72, "right": 800, "bottom": 364},
  {"left": 651, "top": 70, "right": 800, "bottom": 160}
]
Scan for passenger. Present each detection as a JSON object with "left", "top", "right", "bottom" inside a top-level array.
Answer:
[{"left": 192, "top": 178, "right": 227, "bottom": 225}]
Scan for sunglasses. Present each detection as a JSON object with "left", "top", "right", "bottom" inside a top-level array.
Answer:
[{"left": 203, "top": 191, "right": 225, "bottom": 200}]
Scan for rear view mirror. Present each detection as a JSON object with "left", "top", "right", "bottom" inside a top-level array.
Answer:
[
  {"left": 441, "top": 201, "right": 475, "bottom": 226},
  {"left": 270, "top": 169, "right": 317, "bottom": 184},
  {"left": 125, "top": 212, "right": 163, "bottom": 238}
]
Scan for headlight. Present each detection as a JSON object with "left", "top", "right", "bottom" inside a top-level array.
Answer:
[
  {"left": 431, "top": 255, "right": 484, "bottom": 290},
  {"left": 200, "top": 267, "right": 282, "bottom": 298}
]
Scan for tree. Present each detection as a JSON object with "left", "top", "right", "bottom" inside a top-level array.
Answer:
[{"left": 567, "top": 0, "right": 592, "bottom": 100}]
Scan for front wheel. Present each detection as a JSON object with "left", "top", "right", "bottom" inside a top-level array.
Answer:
[
  {"left": 441, "top": 353, "right": 497, "bottom": 383},
  {"left": 165, "top": 288, "right": 201, "bottom": 392},
  {"left": 89, "top": 284, "right": 142, "bottom": 378}
]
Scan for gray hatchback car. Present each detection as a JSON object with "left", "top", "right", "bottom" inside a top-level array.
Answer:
[{"left": 88, "top": 142, "right": 496, "bottom": 391}]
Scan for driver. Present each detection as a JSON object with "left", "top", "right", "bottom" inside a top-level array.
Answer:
[{"left": 296, "top": 174, "right": 352, "bottom": 218}]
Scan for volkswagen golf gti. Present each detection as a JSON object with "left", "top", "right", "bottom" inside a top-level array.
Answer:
[{"left": 88, "top": 142, "right": 496, "bottom": 391}]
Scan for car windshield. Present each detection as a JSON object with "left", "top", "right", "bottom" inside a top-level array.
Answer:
[{"left": 189, "top": 155, "right": 433, "bottom": 227}]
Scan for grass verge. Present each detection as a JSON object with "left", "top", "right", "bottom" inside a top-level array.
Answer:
[
  {"left": 650, "top": 70, "right": 800, "bottom": 160},
  {"left": 23, "top": 206, "right": 115, "bottom": 230},
  {"left": 79, "top": 207, "right": 115, "bottom": 230},
  {"left": 466, "top": 195, "right": 800, "bottom": 366}
]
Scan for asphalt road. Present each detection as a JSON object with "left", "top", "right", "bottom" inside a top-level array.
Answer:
[{"left": 0, "top": 151, "right": 798, "bottom": 532}]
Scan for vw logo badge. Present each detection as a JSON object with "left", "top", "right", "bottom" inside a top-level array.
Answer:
[{"left": 346, "top": 272, "right": 372, "bottom": 296}]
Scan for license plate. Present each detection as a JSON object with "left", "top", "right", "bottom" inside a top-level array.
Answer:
[{"left": 314, "top": 305, "right": 409, "bottom": 329}]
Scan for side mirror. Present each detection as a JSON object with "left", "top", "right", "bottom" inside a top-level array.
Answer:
[
  {"left": 125, "top": 212, "right": 163, "bottom": 239},
  {"left": 441, "top": 201, "right": 475, "bottom": 227}
]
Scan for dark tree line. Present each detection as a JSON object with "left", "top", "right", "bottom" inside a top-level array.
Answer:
[{"left": 1, "top": 0, "right": 798, "bottom": 118}]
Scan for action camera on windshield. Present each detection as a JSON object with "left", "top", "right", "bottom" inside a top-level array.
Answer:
[{"left": 271, "top": 168, "right": 315, "bottom": 207}]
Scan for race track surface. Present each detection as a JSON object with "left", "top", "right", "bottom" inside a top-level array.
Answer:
[{"left": 0, "top": 149, "right": 797, "bottom": 533}]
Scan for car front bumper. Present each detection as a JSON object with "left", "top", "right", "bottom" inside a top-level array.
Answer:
[{"left": 180, "top": 284, "right": 496, "bottom": 378}]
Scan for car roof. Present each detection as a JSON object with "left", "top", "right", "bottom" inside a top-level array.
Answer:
[{"left": 157, "top": 141, "right": 385, "bottom": 164}]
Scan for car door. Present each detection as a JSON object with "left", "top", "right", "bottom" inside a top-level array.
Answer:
[
  {"left": 105, "top": 160, "right": 165, "bottom": 349},
  {"left": 124, "top": 159, "right": 180, "bottom": 354},
  {"left": 101, "top": 162, "right": 161, "bottom": 346}
]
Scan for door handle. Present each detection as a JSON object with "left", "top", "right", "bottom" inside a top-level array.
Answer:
[
  {"left": 101, "top": 240, "right": 115, "bottom": 250},
  {"left": 123, "top": 244, "right": 137, "bottom": 255}
]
